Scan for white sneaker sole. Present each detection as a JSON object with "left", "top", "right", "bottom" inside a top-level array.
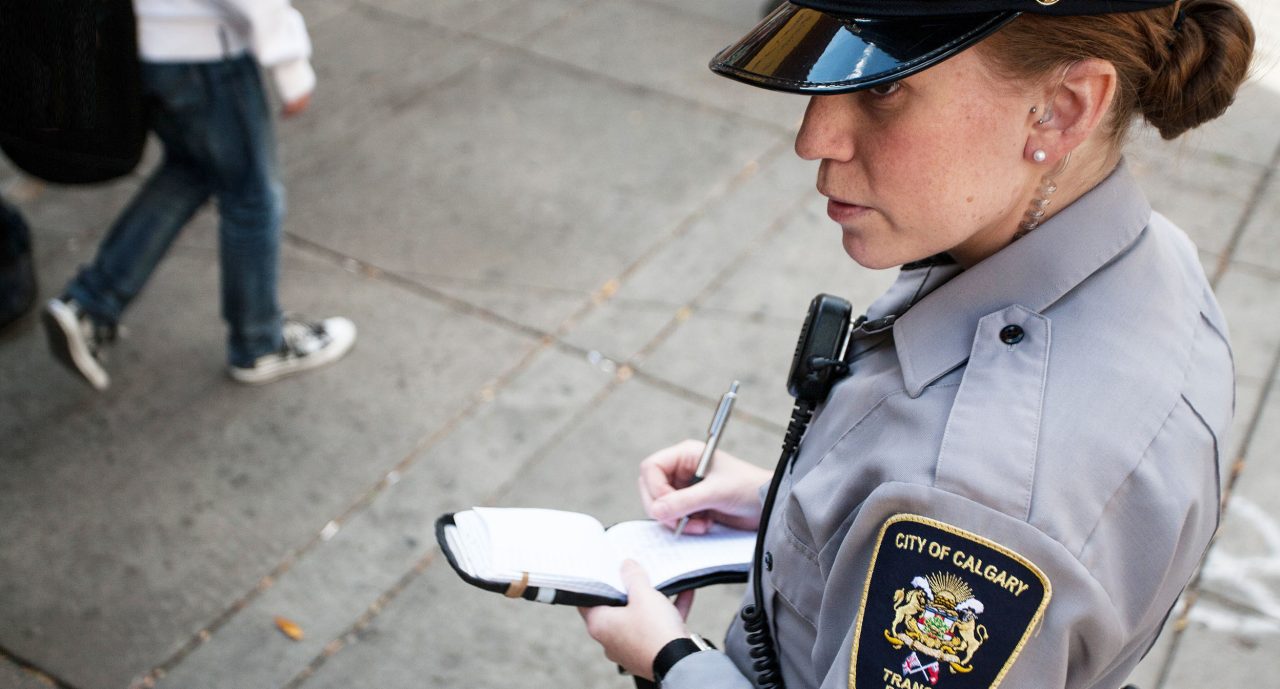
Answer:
[
  {"left": 42, "top": 299, "right": 110, "bottom": 391},
  {"left": 228, "top": 317, "right": 357, "bottom": 385}
]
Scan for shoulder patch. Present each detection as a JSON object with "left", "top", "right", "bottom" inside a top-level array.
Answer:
[{"left": 848, "top": 515, "right": 1051, "bottom": 689}]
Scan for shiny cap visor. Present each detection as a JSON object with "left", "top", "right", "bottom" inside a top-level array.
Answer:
[{"left": 710, "top": 4, "right": 1019, "bottom": 94}]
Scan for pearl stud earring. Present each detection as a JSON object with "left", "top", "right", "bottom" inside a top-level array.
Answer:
[{"left": 1033, "top": 150, "right": 1048, "bottom": 163}]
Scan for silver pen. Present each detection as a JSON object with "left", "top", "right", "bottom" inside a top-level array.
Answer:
[{"left": 674, "top": 380, "right": 739, "bottom": 537}]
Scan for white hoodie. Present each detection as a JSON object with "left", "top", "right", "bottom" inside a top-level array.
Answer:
[{"left": 133, "top": 0, "right": 315, "bottom": 104}]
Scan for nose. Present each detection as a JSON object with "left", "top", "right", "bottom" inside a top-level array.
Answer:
[{"left": 795, "top": 95, "right": 855, "bottom": 162}]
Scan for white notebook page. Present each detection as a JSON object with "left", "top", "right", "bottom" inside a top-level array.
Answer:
[
  {"left": 604, "top": 521, "right": 754, "bottom": 588},
  {"left": 473, "top": 507, "right": 619, "bottom": 589}
]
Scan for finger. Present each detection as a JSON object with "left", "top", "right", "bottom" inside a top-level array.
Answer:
[
  {"left": 639, "top": 444, "right": 699, "bottom": 501},
  {"left": 675, "top": 512, "right": 716, "bottom": 532},
  {"left": 679, "top": 514, "right": 716, "bottom": 536},
  {"left": 650, "top": 480, "right": 718, "bottom": 523},
  {"left": 619, "top": 559, "right": 652, "bottom": 593},
  {"left": 673, "top": 589, "right": 695, "bottom": 620},
  {"left": 638, "top": 472, "right": 663, "bottom": 516},
  {"left": 645, "top": 441, "right": 705, "bottom": 475},
  {"left": 640, "top": 464, "right": 697, "bottom": 522},
  {"left": 639, "top": 459, "right": 676, "bottom": 507}
]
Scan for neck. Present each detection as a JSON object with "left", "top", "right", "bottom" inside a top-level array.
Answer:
[
  {"left": 951, "top": 142, "right": 1120, "bottom": 268},
  {"left": 1041, "top": 145, "right": 1121, "bottom": 227}
]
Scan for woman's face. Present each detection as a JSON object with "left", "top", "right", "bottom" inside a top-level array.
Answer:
[{"left": 797, "top": 48, "right": 1040, "bottom": 269}]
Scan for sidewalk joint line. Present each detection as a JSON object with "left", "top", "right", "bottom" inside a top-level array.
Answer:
[
  {"left": 284, "top": 232, "right": 555, "bottom": 343},
  {"left": 0, "top": 646, "right": 82, "bottom": 689},
  {"left": 1211, "top": 136, "right": 1280, "bottom": 286},
  {"left": 630, "top": 368, "right": 787, "bottom": 436},
  {"left": 544, "top": 141, "right": 795, "bottom": 341},
  {"left": 518, "top": 0, "right": 604, "bottom": 45},
  {"left": 1152, "top": 341, "right": 1280, "bottom": 689},
  {"left": 630, "top": 190, "right": 812, "bottom": 368},
  {"left": 1196, "top": 587, "right": 1280, "bottom": 623}
]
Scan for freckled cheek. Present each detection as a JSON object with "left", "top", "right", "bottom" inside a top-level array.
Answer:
[
  {"left": 937, "top": 143, "right": 1011, "bottom": 221},
  {"left": 864, "top": 138, "right": 941, "bottom": 205}
]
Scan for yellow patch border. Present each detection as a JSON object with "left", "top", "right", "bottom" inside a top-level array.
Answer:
[{"left": 847, "top": 514, "right": 1053, "bottom": 689}]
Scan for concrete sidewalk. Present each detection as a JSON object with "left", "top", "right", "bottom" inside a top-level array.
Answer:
[{"left": 2, "top": 1, "right": 1277, "bottom": 688}]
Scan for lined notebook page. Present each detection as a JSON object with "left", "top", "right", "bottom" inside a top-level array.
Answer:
[{"left": 604, "top": 521, "right": 754, "bottom": 588}]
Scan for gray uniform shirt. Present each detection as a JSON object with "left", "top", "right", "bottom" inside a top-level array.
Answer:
[{"left": 663, "top": 162, "right": 1234, "bottom": 689}]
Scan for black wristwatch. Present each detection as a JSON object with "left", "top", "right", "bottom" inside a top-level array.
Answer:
[{"left": 652, "top": 633, "right": 713, "bottom": 685}]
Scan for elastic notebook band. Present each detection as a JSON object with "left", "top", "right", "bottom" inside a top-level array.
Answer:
[{"left": 505, "top": 571, "right": 530, "bottom": 598}]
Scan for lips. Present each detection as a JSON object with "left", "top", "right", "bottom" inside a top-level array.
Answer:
[{"left": 826, "top": 197, "right": 872, "bottom": 223}]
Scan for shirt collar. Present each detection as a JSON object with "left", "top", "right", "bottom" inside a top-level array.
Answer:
[{"left": 892, "top": 160, "right": 1152, "bottom": 397}]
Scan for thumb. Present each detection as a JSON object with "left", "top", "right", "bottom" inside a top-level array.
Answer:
[
  {"left": 651, "top": 481, "right": 717, "bottom": 522},
  {"left": 620, "top": 559, "right": 652, "bottom": 594},
  {"left": 673, "top": 589, "right": 695, "bottom": 620}
]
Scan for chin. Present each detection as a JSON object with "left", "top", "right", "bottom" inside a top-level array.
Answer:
[{"left": 841, "top": 235, "right": 902, "bottom": 270}]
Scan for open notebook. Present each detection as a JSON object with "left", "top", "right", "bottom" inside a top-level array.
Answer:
[{"left": 436, "top": 507, "right": 754, "bottom": 606}]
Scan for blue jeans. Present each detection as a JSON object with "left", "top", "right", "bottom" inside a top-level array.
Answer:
[
  {"left": 0, "top": 193, "right": 30, "bottom": 263},
  {"left": 66, "top": 55, "right": 284, "bottom": 367}
]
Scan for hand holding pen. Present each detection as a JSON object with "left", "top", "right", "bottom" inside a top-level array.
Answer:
[
  {"left": 638, "top": 382, "right": 772, "bottom": 535},
  {"left": 673, "top": 381, "right": 738, "bottom": 537}
]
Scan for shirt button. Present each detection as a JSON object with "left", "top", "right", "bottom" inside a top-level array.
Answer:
[
  {"left": 1000, "top": 325, "right": 1025, "bottom": 345},
  {"left": 764, "top": 551, "right": 774, "bottom": 571}
]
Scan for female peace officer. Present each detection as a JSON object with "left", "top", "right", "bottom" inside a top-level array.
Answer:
[{"left": 577, "top": 1, "right": 1253, "bottom": 688}]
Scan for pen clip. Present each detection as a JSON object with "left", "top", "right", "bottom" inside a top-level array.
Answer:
[{"left": 707, "top": 381, "right": 739, "bottom": 436}]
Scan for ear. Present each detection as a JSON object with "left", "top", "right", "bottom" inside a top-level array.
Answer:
[{"left": 1025, "top": 59, "right": 1117, "bottom": 165}]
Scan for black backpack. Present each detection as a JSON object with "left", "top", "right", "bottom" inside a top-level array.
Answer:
[{"left": 0, "top": 0, "right": 147, "bottom": 185}]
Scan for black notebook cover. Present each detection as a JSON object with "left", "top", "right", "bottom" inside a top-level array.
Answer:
[{"left": 435, "top": 512, "right": 750, "bottom": 607}]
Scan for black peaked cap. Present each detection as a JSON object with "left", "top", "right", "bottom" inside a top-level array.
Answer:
[
  {"left": 710, "top": 0, "right": 1178, "bottom": 94},
  {"left": 796, "top": 1, "right": 1178, "bottom": 17}
]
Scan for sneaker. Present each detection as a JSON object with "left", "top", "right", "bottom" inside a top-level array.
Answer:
[
  {"left": 42, "top": 297, "right": 114, "bottom": 390},
  {"left": 228, "top": 314, "right": 356, "bottom": 385}
]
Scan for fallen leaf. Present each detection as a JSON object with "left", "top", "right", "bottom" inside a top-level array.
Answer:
[{"left": 274, "top": 616, "right": 305, "bottom": 641}]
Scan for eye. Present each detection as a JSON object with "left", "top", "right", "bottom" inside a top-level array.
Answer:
[{"left": 867, "top": 81, "right": 902, "bottom": 97}]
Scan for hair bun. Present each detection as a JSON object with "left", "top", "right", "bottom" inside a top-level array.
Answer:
[{"left": 1141, "top": 0, "right": 1255, "bottom": 140}]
